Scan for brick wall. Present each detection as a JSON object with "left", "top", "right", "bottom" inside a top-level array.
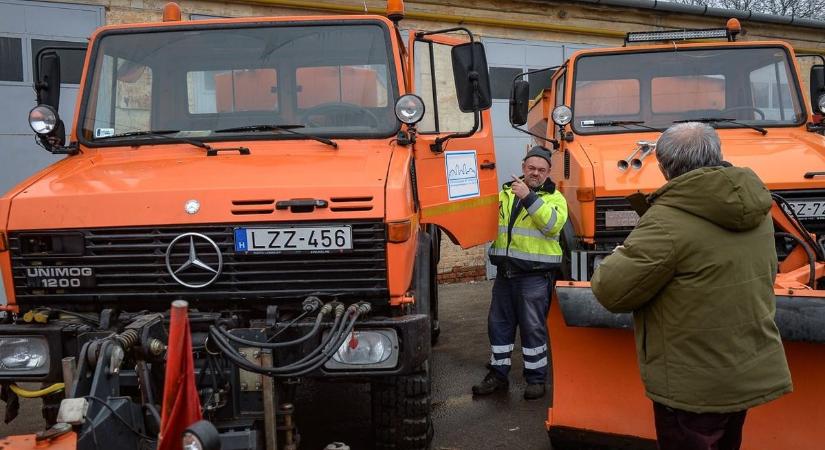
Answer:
[{"left": 436, "top": 238, "right": 488, "bottom": 284}]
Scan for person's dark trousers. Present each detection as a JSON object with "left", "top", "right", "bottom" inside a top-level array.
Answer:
[
  {"left": 487, "top": 272, "right": 552, "bottom": 384},
  {"left": 653, "top": 402, "right": 748, "bottom": 450}
]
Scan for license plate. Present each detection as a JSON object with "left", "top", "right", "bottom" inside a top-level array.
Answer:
[
  {"left": 783, "top": 201, "right": 825, "bottom": 219},
  {"left": 234, "top": 226, "right": 353, "bottom": 253},
  {"left": 26, "top": 266, "right": 95, "bottom": 288}
]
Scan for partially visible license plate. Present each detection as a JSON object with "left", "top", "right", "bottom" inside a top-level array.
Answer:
[
  {"left": 26, "top": 266, "right": 95, "bottom": 288},
  {"left": 783, "top": 201, "right": 825, "bottom": 219},
  {"left": 234, "top": 226, "right": 353, "bottom": 253}
]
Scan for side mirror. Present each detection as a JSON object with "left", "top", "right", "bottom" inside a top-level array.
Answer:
[
  {"left": 510, "top": 79, "right": 530, "bottom": 126},
  {"left": 35, "top": 50, "right": 62, "bottom": 110},
  {"left": 451, "top": 42, "right": 492, "bottom": 113},
  {"left": 812, "top": 65, "right": 825, "bottom": 116},
  {"left": 31, "top": 49, "right": 68, "bottom": 152}
]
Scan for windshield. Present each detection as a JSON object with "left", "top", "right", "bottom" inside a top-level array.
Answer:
[
  {"left": 571, "top": 47, "right": 804, "bottom": 134},
  {"left": 80, "top": 23, "right": 398, "bottom": 144}
]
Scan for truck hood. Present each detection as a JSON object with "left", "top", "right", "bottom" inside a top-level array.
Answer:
[
  {"left": 7, "top": 142, "right": 393, "bottom": 230},
  {"left": 580, "top": 129, "right": 825, "bottom": 196}
]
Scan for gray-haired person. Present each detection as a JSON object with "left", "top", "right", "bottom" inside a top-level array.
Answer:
[{"left": 591, "top": 123, "right": 792, "bottom": 450}]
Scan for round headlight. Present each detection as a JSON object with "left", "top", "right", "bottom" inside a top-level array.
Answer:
[
  {"left": 552, "top": 105, "right": 572, "bottom": 126},
  {"left": 395, "top": 94, "right": 425, "bottom": 125},
  {"left": 28, "top": 105, "right": 58, "bottom": 135},
  {"left": 182, "top": 420, "right": 221, "bottom": 450},
  {"left": 817, "top": 93, "right": 825, "bottom": 114}
]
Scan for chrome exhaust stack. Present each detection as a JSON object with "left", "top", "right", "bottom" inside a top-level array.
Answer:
[
  {"left": 617, "top": 146, "right": 641, "bottom": 171},
  {"left": 618, "top": 141, "right": 656, "bottom": 171},
  {"left": 630, "top": 141, "right": 656, "bottom": 170}
]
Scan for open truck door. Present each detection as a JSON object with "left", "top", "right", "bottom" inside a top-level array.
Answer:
[{"left": 408, "top": 30, "right": 497, "bottom": 248}]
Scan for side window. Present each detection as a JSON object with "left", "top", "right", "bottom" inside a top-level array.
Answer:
[
  {"left": 749, "top": 62, "right": 798, "bottom": 121},
  {"left": 187, "top": 69, "right": 278, "bottom": 114},
  {"left": 0, "top": 37, "right": 23, "bottom": 82},
  {"left": 489, "top": 67, "right": 522, "bottom": 100},
  {"left": 414, "top": 40, "right": 475, "bottom": 133},
  {"left": 528, "top": 71, "right": 554, "bottom": 99},
  {"left": 91, "top": 55, "right": 152, "bottom": 136},
  {"left": 31, "top": 40, "right": 87, "bottom": 85}
]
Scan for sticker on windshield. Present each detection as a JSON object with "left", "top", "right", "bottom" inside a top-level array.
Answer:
[
  {"left": 95, "top": 128, "right": 115, "bottom": 138},
  {"left": 445, "top": 150, "right": 480, "bottom": 201}
]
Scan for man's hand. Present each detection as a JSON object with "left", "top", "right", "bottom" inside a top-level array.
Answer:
[{"left": 511, "top": 175, "right": 530, "bottom": 199}]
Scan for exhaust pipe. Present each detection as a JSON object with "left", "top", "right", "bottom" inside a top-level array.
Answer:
[
  {"left": 617, "top": 146, "right": 641, "bottom": 171},
  {"left": 630, "top": 142, "right": 656, "bottom": 169},
  {"left": 618, "top": 141, "right": 656, "bottom": 171}
]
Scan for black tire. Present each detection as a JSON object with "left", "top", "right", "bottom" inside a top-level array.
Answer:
[
  {"left": 412, "top": 230, "right": 438, "bottom": 345},
  {"left": 371, "top": 362, "right": 433, "bottom": 450},
  {"left": 429, "top": 228, "right": 440, "bottom": 346},
  {"left": 427, "top": 225, "right": 441, "bottom": 346},
  {"left": 559, "top": 220, "right": 576, "bottom": 281}
]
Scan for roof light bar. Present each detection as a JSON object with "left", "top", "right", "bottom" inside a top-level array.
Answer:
[{"left": 625, "top": 28, "right": 729, "bottom": 43}]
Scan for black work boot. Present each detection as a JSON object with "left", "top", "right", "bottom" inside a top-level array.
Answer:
[
  {"left": 524, "top": 383, "right": 546, "bottom": 400},
  {"left": 472, "top": 372, "right": 508, "bottom": 396}
]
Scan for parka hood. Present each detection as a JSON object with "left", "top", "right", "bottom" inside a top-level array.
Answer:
[{"left": 650, "top": 166, "right": 771, "bottom": 232}]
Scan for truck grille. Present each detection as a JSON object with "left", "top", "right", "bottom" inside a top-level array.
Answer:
[
  {"left": 9, "top": 221, "right": 388, "bottom": 309},
  {"left": 773, "top": 189, "right": 825, "bottom": 235},
  {"left": 594, "top": 197, "right": 636, "bottom": 240},
  {"left": 595, "top": 189, "right": 825, "bottom": 239}
]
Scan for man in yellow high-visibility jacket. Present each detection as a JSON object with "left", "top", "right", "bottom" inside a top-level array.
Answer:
[{"left": 472, "top": 146, "right": 568, "bottom": 400}]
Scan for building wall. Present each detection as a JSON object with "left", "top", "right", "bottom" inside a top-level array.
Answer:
[{"left": 4, "top": 0, "right": 825, "bottom": 286}]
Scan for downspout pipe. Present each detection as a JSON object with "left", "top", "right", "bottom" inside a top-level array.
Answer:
[{"left": 577, "top": 0, "right": 825, "bottom": 30}]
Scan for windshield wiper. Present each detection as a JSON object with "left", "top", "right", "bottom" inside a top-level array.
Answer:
[
  {"left": 97, "top": 129, "right": 212, "bottom": 150},
  {"left": 674, "top": 117, "right": 767, "bottom": 135},
  {"left": 580, "top": 120, "right": 662, "bottom": 132},
  {"left": 214, "top": 124, "right": 338, "bottom": 149}
]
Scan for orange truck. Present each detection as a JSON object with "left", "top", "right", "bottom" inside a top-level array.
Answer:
[
  {"left": 511, "top": 20, "right": 825, "bottom": 450},
  {"left": 0, "top": 1, "right": 497, "bottom": 449}
]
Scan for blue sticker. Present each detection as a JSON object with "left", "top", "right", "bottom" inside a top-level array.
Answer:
[{"left": 234, "top": 228, "right": 248, "bottom": 252}]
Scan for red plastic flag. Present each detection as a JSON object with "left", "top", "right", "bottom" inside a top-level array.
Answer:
[{"left": 158, "top": 300, "right": 203, "bottom": 450}]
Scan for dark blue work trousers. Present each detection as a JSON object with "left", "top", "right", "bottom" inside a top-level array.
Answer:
[{"left": 487, "top": 273, "right": 552, "bottom": 384}]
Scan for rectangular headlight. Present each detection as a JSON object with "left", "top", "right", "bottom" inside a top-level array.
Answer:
[
  {"left": 324, "top": 329, "right": 398, "bottom": 370},
  {"left": 0, "top": 336, "right": 50, "bottom": 375}
]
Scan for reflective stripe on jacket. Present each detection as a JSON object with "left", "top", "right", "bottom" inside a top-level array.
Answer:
[{"left": 488, "top": 178, "right": 568, "bottom": 275}]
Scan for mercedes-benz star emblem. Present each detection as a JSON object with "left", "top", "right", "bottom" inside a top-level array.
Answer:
[{"left": 165, "top": 232, "right": 223, "bottom": 288}]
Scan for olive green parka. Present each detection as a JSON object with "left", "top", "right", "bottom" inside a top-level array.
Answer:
[{"left": 591, "top": 166, "right": 792, "bottom": 413}]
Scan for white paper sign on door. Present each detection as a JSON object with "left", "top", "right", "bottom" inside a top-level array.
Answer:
[{"left": 445, "top": 150, "right": 480, "bottom": 201}]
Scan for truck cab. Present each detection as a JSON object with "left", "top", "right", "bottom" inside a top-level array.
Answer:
[
  {"left": 516, "top": 21, "right": 825, "bottom": 281},
  {"left": 510, "top": 20, "right": 825, "bottom": 449},
  {"left": 0, "top": 2, "right": 496, "bottom": 449}
]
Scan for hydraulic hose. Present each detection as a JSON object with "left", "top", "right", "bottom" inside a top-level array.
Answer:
[
  {"left": 208, "top": 303, "right": 363, "bottom": 376},
  {"left": 216, "top": 307, "right": 329, "bottom": 348},
  {"left": 285, "top": 309, "right": 363, "bottom": 377},
  {"left": 208, "top": 315, "right": 348, "bottom": 376},
  {"left": 9, "top": 383, "right": 64, "bottom": 398},
  {"left": 772, "top": 194, "right": 825, "bottom": 261},
  {"left": 776, "top": 232, "right": 817, "bottom": 288},
  {"left": 214, "top": 305, "right": 363, "bottom": 376}
]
